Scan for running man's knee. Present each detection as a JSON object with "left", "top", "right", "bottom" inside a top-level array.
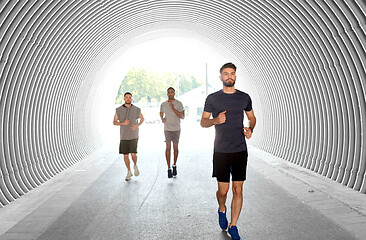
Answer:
[
  {"left": 166, "top": 142, "right": 172, "bottom": 150},
  {"left": 217, "top": 189, "right": 228, "bottom": 198},
  {"left": 232, "top": 183, "right": 243, "bottom": 196},
  {"left": 173, "top": 143, "right": 179, "bottom": 151},
  {"left": 217, "top": 182, "right": 230, "bottom": 198}
]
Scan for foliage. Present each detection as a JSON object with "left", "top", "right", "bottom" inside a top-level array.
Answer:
[{"left": 115, "top": 68, "right": 203, "bottom": 104}]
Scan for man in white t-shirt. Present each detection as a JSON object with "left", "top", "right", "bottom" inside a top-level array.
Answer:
[{"left": 160, "top": 87, "right": 185, "bottom": 178}]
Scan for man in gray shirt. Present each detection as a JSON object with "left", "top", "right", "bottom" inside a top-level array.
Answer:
[
  {"left": 160, "top": 87, "right": 185, "bottom": 178},
  {"left": 113, "top": 92, "right": 144, "bottom": 181}
]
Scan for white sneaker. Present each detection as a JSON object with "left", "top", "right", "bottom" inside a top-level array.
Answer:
[
  {"left": 134, "top": 165, "right": 140, "bottom": 176},
  {"left": 125, "top": 170, "right": 133, "bottom": 181}
]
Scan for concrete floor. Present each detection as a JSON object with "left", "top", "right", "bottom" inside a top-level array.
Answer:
[{"left": 0, "top": 123, "right": 365, "bottom": 240}]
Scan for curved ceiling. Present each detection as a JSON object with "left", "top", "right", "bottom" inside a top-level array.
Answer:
[{"left": 0, "top": 0, "right": 365, "bottom": 207}]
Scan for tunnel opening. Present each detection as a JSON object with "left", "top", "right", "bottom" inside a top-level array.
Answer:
[{"left": 91, "top": 33, "right": 261, "bottom": 149}]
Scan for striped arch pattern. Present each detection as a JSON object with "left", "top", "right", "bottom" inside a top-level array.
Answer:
[{"left": 0, "top": 1, "right": 365, "bottom": 207}]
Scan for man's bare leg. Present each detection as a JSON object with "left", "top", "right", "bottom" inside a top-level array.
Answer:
[
  {"left": 173, "top": 142, "right": 179, "bottom": 166},
  {"left": 230, "top": 181, "right": 244, "bottom": 227},
  {"left": 124, "top": 154, "right": 130, "bottom": 170},
  {"left": 217, "top": 181, "right": 230, "bottom": 212},
  {"left": 124, "top": 154, "right": 133, "bottom": 180},
  {"left": 165, "top": 142, "right": 171, "bottom": 168},
  {"left": 131, "top": 153, "right": 139, "bottom": 176},
  {"left": 131, "top": 153, "right": 137, "bottom": 166}
]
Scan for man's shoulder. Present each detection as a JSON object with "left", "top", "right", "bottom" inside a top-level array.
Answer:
[
  {"left": 207, "top": 90, "right": 222, "bottom": 99},
  {"left": 175, "top": 99, "right": 183, "bottom": 104},
  {"left": 235, "top": 89, "right": 251, "bottom": 99},
  {"left": 131, "top": 105, "right": 141, "bottom": 110},
  {"left": 160, "top": 101, "right": 169, "bottom": 107},
  {"left": 160, "top": 101, "right": 169, "bottom": 111}
]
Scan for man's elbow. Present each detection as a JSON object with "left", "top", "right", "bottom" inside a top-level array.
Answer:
[
  {"left": 200, "top": 119, "right": 206, "bottom": 128},
  {"left": 250, "top": 116, "right": 257, "bottom": 122}
]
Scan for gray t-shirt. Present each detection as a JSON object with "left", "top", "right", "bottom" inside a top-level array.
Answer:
[
  {"left": 160, "top": 100, "right": 184, "bottom": 131},
  {"left": 116, "top": 104, "right": 141, "bottom": 140}
]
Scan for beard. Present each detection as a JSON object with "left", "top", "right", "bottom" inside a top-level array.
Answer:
[{"left": 223, "top": 79, "right": 235, "bottom": 87}]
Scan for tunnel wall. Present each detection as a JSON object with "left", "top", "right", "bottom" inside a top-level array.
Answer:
[{"left": 0, "top": 0, "right": 365, "bottom": 207}]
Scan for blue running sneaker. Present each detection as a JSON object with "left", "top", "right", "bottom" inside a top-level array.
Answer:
[
  {"left": 218, "top": 206, "right": 228, "bottom": 230},
  {"left": 168, "top": 169, "right": 173, "bottom": 178},
  {"left": 228, "top": 225, "right": 241, "bottom": 240}
]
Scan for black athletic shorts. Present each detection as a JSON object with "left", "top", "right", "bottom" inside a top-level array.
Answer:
[
  {"left": 212, "top": 151, "right": 248, "bottom": 183},
  {"left": 119, "top": 138, "right": 138, "bottom": 154}
]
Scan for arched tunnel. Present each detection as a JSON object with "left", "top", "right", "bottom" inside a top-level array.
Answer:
[
  {"left": 2, "top": 0, "right": 365, "bottom": 206},
  {"left": 0, "top": 1, "right": 366, "bottom": 237}
]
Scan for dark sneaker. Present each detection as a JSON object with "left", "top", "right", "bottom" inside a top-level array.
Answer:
[
  {"left": 168, "top": 169, "right": 173, "bottom": 178},
  {"left": 218, "top": 206, "right": 228, "bottom": 230},
  {"left": 228, "top": 225, "right": 241, "bottom": 240},
  {"left": 172, "top": 165, "right": 177, "bottom": 176}
]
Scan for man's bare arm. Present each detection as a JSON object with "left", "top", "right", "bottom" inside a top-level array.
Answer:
[
  {"left": 200, "top": 111, "right": 226, "bottom": 128},
  {"left": 138, "top": 113, "right": 144, "bottom": 126},
  {"left": 173, "top": 109, "right": 185, "bottom": 119},
  {"left": 131, "top": 113, "right": 144, "bottom": 131},
  {"left": 113, "top": 112, "right": 130, "bottom": 126},
  {"left": 243, "top": 109, "right": 256, "bottom": 139},
  {"left": 245, "top": 109, "right": 256, "bottom": 131},
  {"left": 170, "top": 103, "right": 185, "bottom": 119},
  {"left": 160, "top": 112, "right": 166, "bottom": 123}
]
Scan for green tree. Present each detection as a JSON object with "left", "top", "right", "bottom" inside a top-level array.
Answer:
[
  {"left": 115, "top": 68, "right": 148, "bottom": 103},
  {"left": 115, "top": 68, "right": 203, "bottom": 104},
  {"left": 177, "top": 73, "right": 201, "bottom": 96}
]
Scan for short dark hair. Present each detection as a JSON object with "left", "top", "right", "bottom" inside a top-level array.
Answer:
[
  {"left": 167, "top": 87, "right": 175, "bottom": 92},
  {"left": 220, "top": 62, "right": 236, "bottom": 74},
  {"left": 124, "top": 92, "right": 132, "bottom": 97}
]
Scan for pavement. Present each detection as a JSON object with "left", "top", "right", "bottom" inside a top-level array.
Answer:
[{"left": 0, "top": 123, "right": 365, "bottom": 240}]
